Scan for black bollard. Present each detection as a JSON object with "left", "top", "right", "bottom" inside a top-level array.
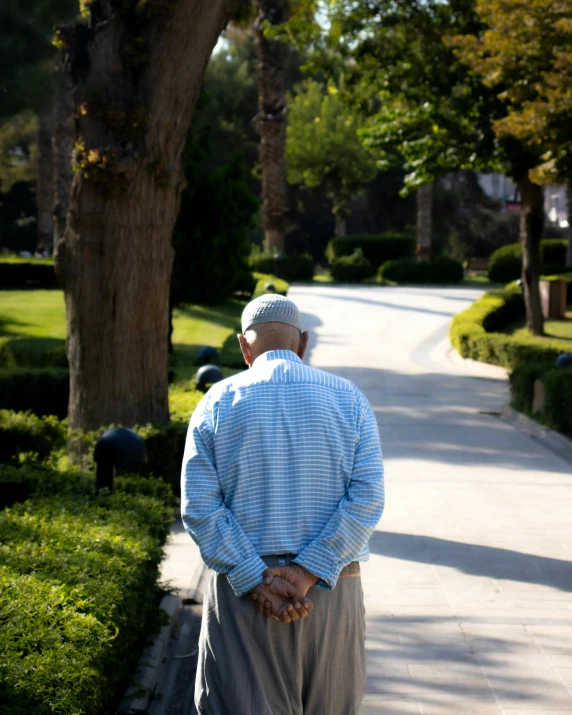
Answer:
[
  {"left": 196, "top": 364, "right": 224, "bottom": 393},
  {"left": 198, "top": 345, "right": 219, "bottom": 365},
  {"left": 93, "top": 428, "right": 147, "bottom": 494}
]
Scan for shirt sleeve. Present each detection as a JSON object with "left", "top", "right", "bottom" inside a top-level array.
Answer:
[
  {"left": 293, "top": 392, "right": 384, "bottom": 590},
  {"left": 180, "top": 395, "right": 267, "bottom": 597}
]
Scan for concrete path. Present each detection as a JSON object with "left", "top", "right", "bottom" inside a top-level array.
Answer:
[{"left": 289, "top": 284, "right": 572, "bottom": 715}]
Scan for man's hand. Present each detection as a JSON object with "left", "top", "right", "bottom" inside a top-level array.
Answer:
[
  {"left": 249, "top": 576, "right": 314, "bottom": 623},
  {"left": 263, "top": 564, "right": 319, "bottom": 600}
]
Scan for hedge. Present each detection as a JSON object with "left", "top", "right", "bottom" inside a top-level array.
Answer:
[
  {"left": 0, "top": 409, "right": 66, "bottom": 465},
  {"left": 449, "top": 286, "right": 570, "bottom": 368},
  {"left": 0, "top": 368, "right": 69, "bottom": 418},
  {"left": 0, "top": 336, "right": 67, "bottom": 369},
  {"left": 0, "top": 258, "right": 59, "bottom": 289},
  {"left": 379, "top": 257, "right": 464, "bottom": 284},
  {"left": 330, "top": 248, "right": 374, "bottom": 283},
  {"left": 488, "top": 240, "right": 568, "bottom": 283},
  {"left": 510, "top": 363, "right": 572, "bottom": 434},
  {"left": 325, "top": 232, "right": 415, "bottom": 269},
  {"left": 248, "top": 253, "right": 314, "bottom": 282},
  {"left": 0, "top": 465, "right": 174, "bottom": 715}
]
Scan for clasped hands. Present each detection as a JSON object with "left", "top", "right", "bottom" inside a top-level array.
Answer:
[{"left": 249, "top": 564, "right": 319, "bottom": 624}]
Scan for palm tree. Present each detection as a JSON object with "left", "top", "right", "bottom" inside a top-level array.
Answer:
[{"left": 253, "top": 0, "right": 291, "bottom": 253}]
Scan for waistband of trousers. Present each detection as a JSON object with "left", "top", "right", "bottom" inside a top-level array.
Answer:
[{"left": 262, "top": 554, "right": 360, "bottom": 579}]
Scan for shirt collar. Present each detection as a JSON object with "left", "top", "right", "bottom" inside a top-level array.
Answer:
[{"left": 252, "top": 349, "right": 303, "bottom": 367}]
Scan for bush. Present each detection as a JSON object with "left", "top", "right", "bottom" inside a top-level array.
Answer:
[
  {"left": 488, "top": 240, "right": 569, "bottom": 283},
  {"left": 0, "top": 336, "right": 67, "bottom": 368},
  {"left": 0, "top": 410, "right": 66, "bottom": 464},
  {"left": 252, "top": 272, "right": 289, "bottom": 298},
  {"left": 379, "top": 258, "right": 431, "bottom": 284},
  {"left": 248, "top": 253, "right": 314, "bottom": 282},
  {"left": 450, "top": 287, "right": 568, "bottom": 368},
  {"left": 488, "top": 244, "right": 522, "bottom": 283},
  {"left": 330, "top": 248, "right": 374, "bottom": 283},
  {"left": 0, "top": 369, "right": 69, "bottom": 418},
  {"left": 542, "top": 239, "right": 568, "bottom": 266},
  {"left": 430, "top": 257, "right": 465, "bottom": 283},
  {"left": 0, "top": 259, "right": 59, "bottom": 289},
  {"left": 379, "top": 257, "right": 464, "bottom": 284},
  {"left": 325, "top": 232, "right": 415, "bottom": 269},
  {"left": 0, "top": 468, "right": 174, "bottom": 715},
  {"left": 509, "top": 361, "right": 554, "bottom": 413},
  {"left": 543, "top": 366, "right": 572, "bottom": 434}
]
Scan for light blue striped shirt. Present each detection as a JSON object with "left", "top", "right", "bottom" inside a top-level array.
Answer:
[{"left": 181, "top": 349, "right": 384, "bottom": 597}]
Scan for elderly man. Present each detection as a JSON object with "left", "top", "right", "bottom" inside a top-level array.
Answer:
[{"left": 181, "top": 293, "right": 384, "bottom": 715}]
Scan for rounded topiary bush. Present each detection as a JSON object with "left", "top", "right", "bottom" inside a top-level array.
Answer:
[
  {"left": 249, "top": 253, "right": 314, "bottom": 282},
  {"left": 542, "top": 239, "right": 568, "bottom": 266},
  {"left": 378, "top": 258, "right": 431, "bottom": 284},
  {"left": 330, "top": 248, "right": 374, "bottom": 283},
  {"left": 430, "top": 257, "right": 464, "bottom": 283},
  {"left": 488, "top": 244, "right": 522, "bottom": 283}
]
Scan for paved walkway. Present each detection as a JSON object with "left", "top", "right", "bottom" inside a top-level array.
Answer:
[
  {"left": 290, "top": 284, "right": 572, "bottom": 715},
  {"left": 157, "top": 284, "right": 572, "bottom": 715}
]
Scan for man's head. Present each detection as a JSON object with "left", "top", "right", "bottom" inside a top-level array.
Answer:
[{"left": 238, "top": 294, "right": 309, "bottom": 367}]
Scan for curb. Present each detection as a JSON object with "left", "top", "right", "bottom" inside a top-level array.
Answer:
[
  {"left": 119, "top": 593, "right": 180, "bottom": 713},
  {"left": 501, "top": 406, "right": 572, "bottom": 466}
]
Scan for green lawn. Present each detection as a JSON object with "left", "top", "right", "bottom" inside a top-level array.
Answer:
[{"left": 506, "top": 312, "right": 572, "bottom": 344}]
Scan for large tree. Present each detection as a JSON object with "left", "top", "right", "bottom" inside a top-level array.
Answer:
[
  {"left": 286, "top": 79, "right": 378, "bottom": 236},
  {"left": 451, "top": 0, "right": 572, "bottom": 266},
  {"left": 253, "top": 0, "right": 291, "bottom": 253},
  {"left": 53, "top": 0, "right": 239, "bottom": 434},
  {"left": 313, "top": 0, "right": 545, "bottom": 333}
]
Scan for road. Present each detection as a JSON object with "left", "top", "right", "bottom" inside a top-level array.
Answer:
[{"left": 289, "top": 284, "right": 572, "bottom": 715}]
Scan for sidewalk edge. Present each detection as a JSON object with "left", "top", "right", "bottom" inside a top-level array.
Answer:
[
  {"left": 119, "top": 593, "right": 180, "bottom": 713},
  {"left": 501, "top": 406, "right": 572, "bottom": 466}
]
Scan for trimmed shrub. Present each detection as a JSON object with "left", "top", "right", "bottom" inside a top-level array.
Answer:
[
  {"left": 0, "top": 336, "right": 67, "bottom": 368},
  {"left": 0, "top": 368, "right": 69, "bottom": 418},
  {"left": 488, "top": 244, "right": 522, "bottom": 283},
  {"left": 488, "top": 240, "right": 569, "bottom": 283},
  {"left": 542, "top": 239, "right": 568, "bottom": 266},
  {"left": 509, "top": 361, "right": 554, "bottom": 413},
  {"left": 325, "top": 232, "right": 415, "bottom": 269},
  {"left": 248, "top": 253, "right": 314, "bottom": 282},
  {"left": 0, "top": 259, "right": 58, "bottom": 289},
  {"left": 252, "top": 272, "right": 289, "bottom": 298},
  {"left": 330, "top": 248, "right": 374, "bottom": 283},
  {"left": 543, "top": 366, "right": 572, "bottom": 434},
  {"left": 379, "top": 257, "right": 464, "bottom": 284},
  {"left": 0, "top": 468, "right": 174, "bottom": 715},
  {"left": 379, "top": 258, "right": 431, "bottom": 284},
  {"left": 0, "top": 410, "right": 66, "bottom": 464},
  {"left": 450, "top": 287, "right": 569, "bottom": 368},
  {"left": 430, "top": 257, "right": 464, "bottom": 283}
]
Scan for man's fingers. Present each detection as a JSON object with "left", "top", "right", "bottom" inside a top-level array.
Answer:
[{"left": 301, "top": 596, "right": 314, "bottom": 613}]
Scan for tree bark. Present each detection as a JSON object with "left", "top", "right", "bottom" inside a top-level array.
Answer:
[
  {"left": 416, "top": 181, "right": 433, "bottom": 261},
  {"left": 334, "top": 213, "right": 347, "bottom": 237},
  {"left": 54, "top": 0, "right": 237, "bottom": 433},
  {"left": 36, "top": 105, "right": 54, "bottom": 252},
  {"left": 517, "top": 175, "right": 544, "bottom": 335},
  {"left": 567, "top": 181, "right": 572, "bottom": 267},
  {"left": 52, "top": 78, "right": 74, "bottom": 249},
  {"left": 254, "top": 0, "right": 290, "bottom": 254}
]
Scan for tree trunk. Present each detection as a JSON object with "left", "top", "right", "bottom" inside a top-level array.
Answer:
[
  {"left": 416, "top": 181, "right": 433, "bottom": 261},
  {"left": 254, "top": 0, "right": 291, "bottom": 254},
  {"left": 54, "top": 0, "right": 237, "bottom": 434},
  {"left": 517, "top": 175, "right": 544, "bottom": 335},
  {"left": 52, "top": 78, "right": 74, "bottom": 249},
  {"left": 567, "top": 181, "right": 572, "bottom": 267},
  {"left": 36, "top": 105, "right": 54, "bottom": 252},
  {"left": 334, "top": 213, "right": 347, "bottom": 237}
]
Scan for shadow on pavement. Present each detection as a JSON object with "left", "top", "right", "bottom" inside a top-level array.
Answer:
[{"left": 369, "top": 531, "right": 572, "bottom": 592}]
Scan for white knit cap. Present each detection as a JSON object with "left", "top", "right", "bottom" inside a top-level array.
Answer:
[{"left": 241, "top": 294, "right": 302, "bottom": 334}]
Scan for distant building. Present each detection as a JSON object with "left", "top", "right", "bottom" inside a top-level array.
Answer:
[{"left": 477, "top": 172, "right": 569, "bottom": 228}]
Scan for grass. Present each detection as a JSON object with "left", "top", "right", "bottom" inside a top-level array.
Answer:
[
  {"left": 0, "top": 274, "right": 290, "bottom": 417},
  {"left": 505, "top": 311, "right": 572, "bottom": 344}
]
